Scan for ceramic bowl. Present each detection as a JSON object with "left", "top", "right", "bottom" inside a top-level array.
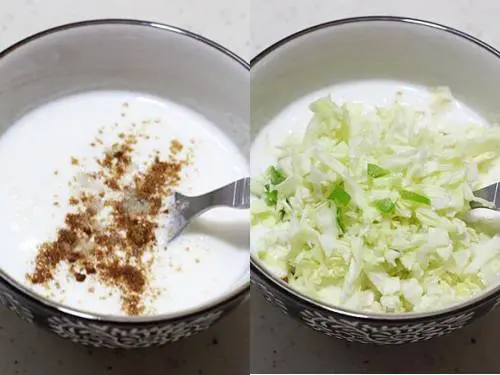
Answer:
[
  {"left": 251, "top": 16, "right": 500, "bottom": 345},
  {"left": 0, "top": 19, "right": 249, "bottom": 349}
]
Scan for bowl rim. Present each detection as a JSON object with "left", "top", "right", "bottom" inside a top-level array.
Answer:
[
  {"left": 250, "top": 15, "right": 500, "bottom": 322},
  {"left": 0, "top": 18, "right": 250, "bottom": 324}
]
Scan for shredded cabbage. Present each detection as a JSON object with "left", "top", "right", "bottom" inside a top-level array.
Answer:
[{"left": 251, "top": 88, "right": 500, "bottom": 313}]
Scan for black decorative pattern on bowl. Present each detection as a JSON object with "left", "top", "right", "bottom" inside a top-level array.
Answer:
[
  {"left": 251, "top": 265, "right": 500, "bottom": 345},
  {"left": 46, "top": 311, "right": 224, "bottom": 348},
  {"left": 0, "top": 276, "right": 246, "bottom": 348},
  {"left": 0, "top": 288, "right": 35, "bottom": 324}
]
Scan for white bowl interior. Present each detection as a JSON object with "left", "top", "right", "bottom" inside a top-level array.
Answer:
[
  {"left": 0, "top": 21, "right": 249, "bottom": 321},
  {"left": 252, "top": 19, "right": 500, "bottom": 135}
]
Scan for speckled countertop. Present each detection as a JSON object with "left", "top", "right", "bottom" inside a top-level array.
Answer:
[
  {"left": 0, "top": 1, "right": 249, "bottom": 375},
  {"left": 251, "top": 0, "right": 500, "bottom": 373}
]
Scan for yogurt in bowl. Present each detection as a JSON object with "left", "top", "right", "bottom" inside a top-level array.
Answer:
[
  {"left": 0, "top": 20, "right": 249, "bottom": 348},
  {"left": 0, "top": 90, "right": 248, "bottom": 317}
]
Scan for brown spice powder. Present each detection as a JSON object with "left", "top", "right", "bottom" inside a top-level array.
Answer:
[{"left": 27, "top": 134, "right": 188, "bottom": 316}]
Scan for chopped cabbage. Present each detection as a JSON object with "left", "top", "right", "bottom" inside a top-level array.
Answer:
[{"left": 251, "top": 89, "right": 500, "bottom": 313}]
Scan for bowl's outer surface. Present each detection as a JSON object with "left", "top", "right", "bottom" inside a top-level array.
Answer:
[
  {"left": 0, "top": 19, "right": 250, "bottom": 349},
  {"left": 0, "top": 277, "right": 248, "bottom": 348},
  {"left": 252, "top": 263, "right": 499, "bottom": 345},
  {"left": 250, "top": 16, "right": 500, "bottom": 345}
]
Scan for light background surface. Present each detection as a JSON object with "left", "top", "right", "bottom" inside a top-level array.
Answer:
[
  {"left": 0, "top": 1, "right": 249, "bottom": 375},
  {"left": 251, "top": 0, "right": 500, "bottom": 373}
]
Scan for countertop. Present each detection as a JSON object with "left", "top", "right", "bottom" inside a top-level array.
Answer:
[
  {"left": 250, "top": 0, "right": 500, "bottom": 374},
  {"left": 0, "top": 1, "right": 249, "bottom": 375}
]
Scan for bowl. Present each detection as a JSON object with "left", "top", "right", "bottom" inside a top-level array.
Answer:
[
  {"left": 0, "top": 19, "right": 249, "bottom": 349},
  {"left": 250, "top": 16, "right": 500, "bottom": 345}
]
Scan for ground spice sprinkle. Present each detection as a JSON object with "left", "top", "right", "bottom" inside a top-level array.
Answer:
[{"left": 27, "top": 127, "right": 189, "bottom": 316}]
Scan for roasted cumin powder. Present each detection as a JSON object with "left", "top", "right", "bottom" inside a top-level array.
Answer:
[{"left": 27, "top": 132, "right": 187, "bottom": 316}]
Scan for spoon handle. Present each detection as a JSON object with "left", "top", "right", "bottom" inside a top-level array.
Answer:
[
  {"left": 209, "top": 177, "right": 250, "bottom": 209},
  {"left": 168, "top": 178, "right": 250, "bottom": 243},
  {"left": 473, "top": 182, "right": 500, "bottom": 210},
  {"left": 174, "top": 177, "right": 250, "bottom": 220}
]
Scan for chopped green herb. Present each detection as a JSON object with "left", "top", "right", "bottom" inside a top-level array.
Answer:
[
  {"left": 367, "top": 163, "right": 390, "bottom": 178},
  {"left": 329, "top": 186, "right": 351, "bottom": 207},
  {"left": 336, "top": 207, "right": 346, "bottom": 233},
  {"left": 400, "top": 189, "right": 431, "bottom": 205},
  {"left": 375, "top": 198, "right": 395, "bottom": 214},
  {"left": 264, "top": 189, "right": 278, "bottom": 206},
  {"left": 269, "top": 166, "right": 286, "bottom": 185}
]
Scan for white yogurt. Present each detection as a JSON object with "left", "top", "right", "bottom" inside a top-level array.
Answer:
[{"left": 0, "top": 91, "right": 249, "bottom": 316}]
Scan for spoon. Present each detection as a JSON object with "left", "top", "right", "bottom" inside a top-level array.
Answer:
[
  {"left": 466, "top": 182, "right": 500, "bottom": 232},
  {"left": 472, "top": 182, "right": 500, "bottom": 209},
  {"left": 166, "top": 177, "right": 250, "bottom": 242}
]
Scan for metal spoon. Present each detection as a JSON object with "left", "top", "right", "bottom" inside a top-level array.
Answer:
[
  {"left": 472, "top": 182, "right": 500, "bottom": 209},
  {"left": 166, "top": 177, "right": 250, "bottom": 242},
  {"left": 466, "top": 182, "right": 500, "bottom": 232}
]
